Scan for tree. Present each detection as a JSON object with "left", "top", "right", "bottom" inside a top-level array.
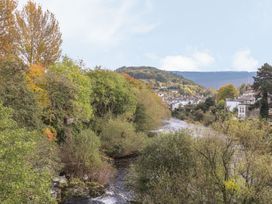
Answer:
[
  {"left": 16, "top": 0, "right": 62, "bottom": 66},
  {"left": 44, "top": 58, "right": 93, "bottom": 142},
  {"left": 88, "top": 70, "right": 137, "bottom": 118},
  {"left": 253, "top": 63, "right": 272, "bottom": 119},
  {"left": 123, "top": 74, "right": 170, "bottom": 132},
  {"left": 0, "top": 0, "right": 18, "bottom": 60},
  {"left": 0, "top": 60, "right": 42, "bottom": 129},
  {"left": 131, "top": 132, "right": 195, "bottom": 203},
  {"left": 0, "top": 102, "right": 55, "bottom": 203},
  {"left": 26, "top": 64, "right": 49, "bottom": 109},
  {"left": 217, "top": 84, "right": 238, "bottom": 102},
  {"left": 49, "top": 57, "right": 93, "bottom": 121}
]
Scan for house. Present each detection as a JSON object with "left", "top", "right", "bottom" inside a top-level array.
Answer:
[
  {"left": 226, "top": 99, "right": 240, "bottom": 112},
  {"left": 225, "top": 89, "right": 258, "bottom": 119},
  {"left": 237, "top": 90, "right": 256, "bottom": 105},
  {"left": 237, "top": 104, "right": 248, "bottom": 119}
]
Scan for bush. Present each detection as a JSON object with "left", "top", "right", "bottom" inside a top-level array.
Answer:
[
  {"left": 202, "top": 112, "right": 216, "bottom": 126},
  {"left": 0, "top": 103, "right": 55, "bottom": 203},
  {"left": 130, "top": 132, "right": 195, "bottom": 203},
  {"left": 100, "top": 118, "right": 147, "bottom": 158},
  {"left": 61, "top": 129, "right": 113, "bottom": 185}
]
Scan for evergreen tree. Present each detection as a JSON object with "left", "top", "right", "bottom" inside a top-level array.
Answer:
[{"left": 253, "top": 63, "right": 272, "bottom": 119}]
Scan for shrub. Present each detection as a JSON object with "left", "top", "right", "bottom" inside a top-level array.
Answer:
[
  {"left": 130, "top": 132, "right": 195, "bottom": 203},
  {"left": 61, "top": 129, "right": 113, "bottom": 185},
  {"left": 0, "top": 103, "right": 55, "bottom": 203},
  {"left": 100, "top": 118, "right": 147, "bottom": 158}
]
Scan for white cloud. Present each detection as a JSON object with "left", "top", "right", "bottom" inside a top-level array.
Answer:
[
  {"left": 232, "top": 49, "right": 258, "bottom": 71},
  {"left": 19, "top": 0, "right": 157, "bottom": 47},
  {"left": 161, "top": 51, "right": 215, "bottom": 71}
]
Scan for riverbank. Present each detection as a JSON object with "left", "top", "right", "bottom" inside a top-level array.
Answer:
[{"left": 64, "top": 118, "right": 206, "bottom": 204}]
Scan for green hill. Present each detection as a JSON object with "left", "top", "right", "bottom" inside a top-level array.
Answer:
[{"left": 116, "top": 66, "right": 208, "bottom": 96}]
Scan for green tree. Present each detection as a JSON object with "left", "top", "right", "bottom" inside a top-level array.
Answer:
[
  {"left": 44, "top": 58, "right": 93, "bottom": 141},
  {"left": 131, "top": 132, "right": 194, "bottom": 203},
  {"left": 253, "top": 63, "right": 272, "bottom": 119},
  {"left": 88, "top": 70, "right": 137, "bottom": 118},
  {"left": 217, "top": 84, "right": 238, "bottom": 102},
  {"left": 0, "top": 60, "right": 42, "bottom": 129},
  {"left": 0, "top": 102, "right": 55, "bottom": 203}
]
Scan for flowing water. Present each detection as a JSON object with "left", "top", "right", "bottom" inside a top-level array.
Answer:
[{"left": 66, "top": 118, "right": 205, "bottom": 204}]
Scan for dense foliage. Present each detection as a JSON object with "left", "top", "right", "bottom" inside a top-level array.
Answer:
[
  {"left": 0, "top": 60, "right": 42, "bottom": 129},
  {"left": 2, "top": 1, "right": 272, "bottom": 203},
  {"left": 0, "top": 2, "right": 170, "bottom": 199},
  {"left": 131, "top": 119, "right": 272, "bottom": 203},
  {"left": 100, "top": 118, "right": 147, "bottom": 158},
  {"left": 216, "top": 84, "right": 239, "bottom": 102},
  {"left": 88, "top": 70, "right": 136, "bottom": 118},
  {"left": 0, "top": 103, "right": 56, "bottom": 203},
  {"left": 253, "top": 63, "right": 272, "bottom": 119}
]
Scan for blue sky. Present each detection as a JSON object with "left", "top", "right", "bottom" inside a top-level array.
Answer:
[{"left": 19, "top": 0, "right": 272, "bottom": 71}]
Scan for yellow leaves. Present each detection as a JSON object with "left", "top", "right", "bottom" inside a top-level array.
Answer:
[
  {"left": 26, "top": 64, "right": 49, "bottom": 108},
  {"left": 0, "top": 0, "right": 18, "bottom": 59},
  {"left": 42, "top": 127, "right": 56, "bottom": 141},
  {"left": 224, "top": 178, "right": 240, "bottom": 192},
  {"left": 16, "top": 0, "right": 62, "bottom": 66},
  {"left": 216, "top": 84, "right": 239, "bottom": 102}
]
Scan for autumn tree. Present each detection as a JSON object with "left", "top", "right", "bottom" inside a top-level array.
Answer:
[
  {"left": 0, "top": 0, "right": 18, "bottom": 60},
  {"left": 26, "top": 64, "right": 49, "bottom": 109},
  {"left": 253, "top": 63, "right": 272, "bottom": 119},
  {"left": 216, "top": 84, "right": 238, "bottom": 102},
  {"left": 0, "top": 59, "right": 42, "bottom": 129},
  {"left": 16, "top": 0, "right": 62, "bottom": 66}
]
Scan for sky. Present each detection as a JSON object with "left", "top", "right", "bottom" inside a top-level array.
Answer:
[{"left": 19, "top": 0, "right": 272, "bottom": 72}]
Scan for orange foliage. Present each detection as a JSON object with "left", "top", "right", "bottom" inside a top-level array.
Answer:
[
  {"left": 43, "top": 127, "right": 56, "bottom": 141},
  {"left": 26, "top": 64, "right": 49, "bottom": 108}
]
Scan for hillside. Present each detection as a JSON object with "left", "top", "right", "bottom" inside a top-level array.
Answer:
[
  {"left": 173, "top": 71, "right": 256, "bottom": 89},
  {"left": 116, "top": 66, "right": 208, "bottom": 96}
]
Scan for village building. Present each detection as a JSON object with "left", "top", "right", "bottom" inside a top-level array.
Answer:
[
  {"left": 225, "top": 89, "right": 258, "bottom": 119},
  {"left": 226, "top": 99, "right": 240, "bottom": 112}
]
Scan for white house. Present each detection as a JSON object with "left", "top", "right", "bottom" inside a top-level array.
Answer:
[
  {"left": 226, "top": 99, "right": 240, "bottom": 112},
  {"left": 225, "top": 89, "right": 257, "bottom": 119},
  {"left": 237, "top": 90, "right": 257, "bottom": 119},
  {"left": 238, "top": 104, "right": 248, "bottom": 119}
]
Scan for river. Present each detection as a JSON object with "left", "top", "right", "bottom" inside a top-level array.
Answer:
[{"left": 66, "top": 118, "right": 205, "bottom": 204}]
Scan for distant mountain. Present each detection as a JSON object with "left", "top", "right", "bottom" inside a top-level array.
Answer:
[
  {"left": 116, "top": 66, "right": 208, "bottom": 96},
  {"left": 173, "top": 71, "right": 256, "bottom": 89}
]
